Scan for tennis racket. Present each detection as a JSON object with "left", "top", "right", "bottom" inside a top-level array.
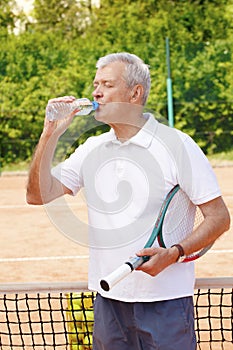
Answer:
[{"left": 100, "top": 184, "right": 213, "bottom": 291}]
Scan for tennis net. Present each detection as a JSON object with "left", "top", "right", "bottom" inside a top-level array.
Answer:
[{"left": 0, "top": 278, "right": 232, "bottom": 350}]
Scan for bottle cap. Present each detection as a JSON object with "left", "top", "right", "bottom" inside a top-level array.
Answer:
[{"left": 92, "top": 101, "right": 99, "bottom": 110}]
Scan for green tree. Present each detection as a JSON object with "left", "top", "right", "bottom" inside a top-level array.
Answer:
[
  {"left": 0, "top": 0, "right": 19, "bottom": 35},
  {"left": 32, "top": 0, "right": 95, "bottom": 36},
  {"left": 1, "top": 0, "right": 233, "bottom": 168},
  {"left": 161, "top": 0, "right": 233, "bottom": 153}
]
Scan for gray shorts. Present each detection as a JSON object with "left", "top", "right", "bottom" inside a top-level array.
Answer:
[{"left": 93, "top": 293, "right": 196, "bottom": 350}]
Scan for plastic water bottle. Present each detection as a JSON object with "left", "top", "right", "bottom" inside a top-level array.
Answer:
[{"left": 46, "top": 98, "right": 99, "bottom": 121}]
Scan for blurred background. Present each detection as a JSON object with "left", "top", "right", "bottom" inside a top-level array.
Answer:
[{"left": 0, "top": 0, "right": 233, "bottom": 173}]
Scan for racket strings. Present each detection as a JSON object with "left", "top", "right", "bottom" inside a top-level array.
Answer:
[{"left": 161, "top": 190, "right": 203, "bottom": 247}]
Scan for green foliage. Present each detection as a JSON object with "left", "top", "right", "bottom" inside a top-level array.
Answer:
[
  {"left": 0, "top": 0, "right": 233, "bottom": 167},
  {"left": 33, "top": 0, "right": 93, "bottom": 37},
  {"left": 0, "top": 0, "right": 18, "bottom": 33}
]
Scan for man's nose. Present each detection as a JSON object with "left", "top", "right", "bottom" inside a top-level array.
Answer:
[{"left": 92, "top": 86, "right": 103, "bottom": 98}]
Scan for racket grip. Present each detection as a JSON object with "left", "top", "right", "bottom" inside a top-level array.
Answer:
[{"left": 100, "top": 256, "right": 144, "bottom": 291}]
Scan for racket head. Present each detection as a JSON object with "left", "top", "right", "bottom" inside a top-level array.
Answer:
[{"left": 157, "top": 186, "right": 211, "bottom": 262}]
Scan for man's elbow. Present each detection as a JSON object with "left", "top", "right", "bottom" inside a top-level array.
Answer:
[
  {"left": 224, "top": 210, "right": 231, "bottom": 233},
  {"left": 219, "top": 205, "right": 231, "bottom": 234},
  {"left": 26, "top": 191, "right": 44, "bottom": 205},
  {"left": 26, "top": 185, "right": 46, "bottom": 205}
]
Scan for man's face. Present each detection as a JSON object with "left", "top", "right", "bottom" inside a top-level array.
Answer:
[{"left": 92, "top": 62, "right": 133, "bottom": 124}]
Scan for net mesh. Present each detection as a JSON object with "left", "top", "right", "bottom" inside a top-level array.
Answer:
[
  {"left": 0, "top": 279, "right": 232, "bottom": 350},
  {"left": 195, "top": 287, "right": 233, "bottom": 349},
  {"left": 0, "top": 291, "right": 94, "bottom": 350}
]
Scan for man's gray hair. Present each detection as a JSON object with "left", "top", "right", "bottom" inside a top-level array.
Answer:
[{"left": 96, "top": 52, "right": 151, "bottom": 105}]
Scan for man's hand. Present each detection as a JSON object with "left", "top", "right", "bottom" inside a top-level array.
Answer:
[
  {"left": 136, "top": 246, "right": 179, "bottom": 277},
  {"left": 43, "top": 95, "right": 78, "bottom": 138}
]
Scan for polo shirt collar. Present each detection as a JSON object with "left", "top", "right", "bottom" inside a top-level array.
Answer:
[{"left": 110, "top": 113, "right": 158, "bottom": 148}]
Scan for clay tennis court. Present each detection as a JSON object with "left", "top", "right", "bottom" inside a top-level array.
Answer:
[
  {"left": 0, "top": 165, "right": 232, "bottom": 284},
  {"left": 0, "top": 166, "right": 232, "bottom": 350}
]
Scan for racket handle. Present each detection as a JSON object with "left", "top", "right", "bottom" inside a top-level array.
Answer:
[{"left": 100, "top": 256, "right": 144, "bottom": 291}]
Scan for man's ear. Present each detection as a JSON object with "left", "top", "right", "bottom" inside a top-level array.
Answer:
[{"left": 130, "top": 84, "right": 144, "bottom": 104}]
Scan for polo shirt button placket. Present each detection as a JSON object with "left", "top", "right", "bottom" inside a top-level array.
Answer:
[{"left": 116, "top": 160, "right": 125, "bottom": 179}]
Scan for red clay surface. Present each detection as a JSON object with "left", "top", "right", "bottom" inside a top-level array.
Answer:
[{"left": 0, "top": 167, "right": 232, "bottom": 284}]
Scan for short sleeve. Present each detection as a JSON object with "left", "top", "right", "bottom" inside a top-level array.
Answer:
[
  {"left": 176, "top": 135, "right": 221, "bottom": 205},
  {"left": 51, "top": 144, "right": 86, "bottom": 195}
]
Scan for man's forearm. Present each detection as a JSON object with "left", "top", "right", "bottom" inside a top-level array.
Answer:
[
  {"left": 26, "top": 98, "right": 76, "bottom": 205},
  {"left": 26, "top": 131, "right": 61, "bottom": 205},
  {"left": 180, "top": 196, "right": 230, "bottom": 256}
]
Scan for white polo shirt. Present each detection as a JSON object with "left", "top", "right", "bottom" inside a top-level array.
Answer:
[{"left": 52, "top": 114, "right": 221, "bottom": 302}]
